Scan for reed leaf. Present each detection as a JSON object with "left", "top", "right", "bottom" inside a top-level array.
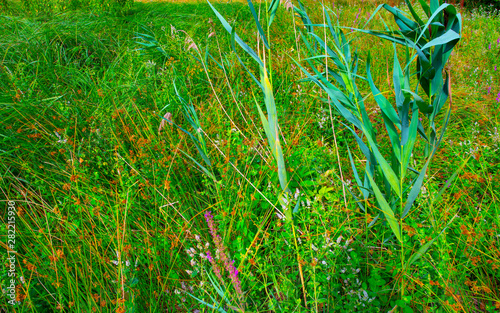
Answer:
[
  {"left": 247, "top": 0, "right": 270, "bottom": 49},
  {"left": 366, "top": 172, "right": 402, "bottom": 243},
  {"left": 206, "top": 0, "right": 264, "bottom": 68},
  {"left": 207, "top": 0, "right": 293, "bottom": 221},
  {"left": 267, "top": 0, "right": 280, "bottom": 27}
]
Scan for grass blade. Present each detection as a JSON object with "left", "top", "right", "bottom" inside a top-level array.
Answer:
[
  {"left": 268, "top": 0, "right": 280, "bottom": 27},
  {"left": 206, "top": 0, "right": 264, "bottom": 68},
  {"left": 366, "top": 171, "right": 402, "bottom": 243},
  {"left": 247, "top": 0, "right": 270, "bottom": 49}
]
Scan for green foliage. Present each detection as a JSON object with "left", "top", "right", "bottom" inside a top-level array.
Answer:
[
  {"left": 294, "top": 0, "right": 461, "bottom": 254},
  {"left": 0, "top": 0, "right": 499, "bottom": 312},
  {"left": 206, "top": 0, "right": 294, "bottom": 223},
  {"left": 19, "top": 0, "right": 133, "bottom": 15},
  {"left": 0, "top": 0, "right": 7, "bottom": 11},
  {"left": 467, "top": 0, "right": 500, "bottom": 10}
]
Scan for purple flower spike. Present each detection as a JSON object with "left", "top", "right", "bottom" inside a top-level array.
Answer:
[
  {"left": 495, "top": 65, "right": 497, "bottom": 71},
  {"left": 497, "top": 37, "right": 500, "bottom": 44},
  {"left": 488, "top": 86, "right": 491, "bottom": 94},
  {"left": 489, "top": 43, "right": 492, "bottom": 49},
  {"left": 205, "top": 251, "right": 223, "bottom": 281},
  {"left": 203, "top": 210, "right": 243, "bottom": 297}
]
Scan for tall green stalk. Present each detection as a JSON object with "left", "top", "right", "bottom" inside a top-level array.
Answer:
[{"left": 293, "top": 0, "right": 461, "bottom": 302}]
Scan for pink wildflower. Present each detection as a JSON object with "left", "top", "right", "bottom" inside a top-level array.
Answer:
[
  {"left": 206, "top": 251, "right": 223, "bottom": 281},
  {"left": 204, "top": 211, "right": 243, "bottom": 297}
]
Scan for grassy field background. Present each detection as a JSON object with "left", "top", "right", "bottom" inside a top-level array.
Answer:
[{"left": 0, "top": 0, "right": 499, "bottom": 312}]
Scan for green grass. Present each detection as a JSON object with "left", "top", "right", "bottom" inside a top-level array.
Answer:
[{"left": 0, "top": 0, "right": 499, "bottom": 312}]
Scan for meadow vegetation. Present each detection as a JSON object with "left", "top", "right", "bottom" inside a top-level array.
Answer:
[{"left": 0, "top": 0, "right": 499, "bottom": 312}]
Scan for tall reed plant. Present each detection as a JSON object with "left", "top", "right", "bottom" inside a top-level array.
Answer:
[
  {"left": 139, "top": 0, "right": 463, "bottom": 309},
  {"left": 293, "top": 0, "right": 462, "bottom": 301}
]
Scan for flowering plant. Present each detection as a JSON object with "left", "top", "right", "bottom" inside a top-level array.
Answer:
[
  {"left": 203, "top": 211, "right": 242, "bottom": 298},
  {"left": 187, "top": 211, "right": 244, "bottom": 312}
]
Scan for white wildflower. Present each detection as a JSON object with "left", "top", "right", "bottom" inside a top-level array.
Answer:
[{"left": 336, "top": 235, "right": 343, "bottom": 244}]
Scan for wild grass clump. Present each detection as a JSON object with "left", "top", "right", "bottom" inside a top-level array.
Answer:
[
  {"left": 0, "top": 0, "right": 499, "bottom": 312},
  {"left": 0, "top": 0, "right": 133, "bottom": 15}
]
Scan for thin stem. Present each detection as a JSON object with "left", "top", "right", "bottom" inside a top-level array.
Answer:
[
  {"left": 322, "top": 3, "right": 348, "bottom": 213},
  {"left": 400, "top": 143, "right": 405, "bottom": 301},
  {"left": 292, "top": 223, "right": 308, "bottom": 309}
]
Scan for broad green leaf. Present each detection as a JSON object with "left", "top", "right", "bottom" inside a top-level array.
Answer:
[
  {"left": 293, "top": 196, "right": 301, "bottom": 214},
  {"left": 363, "top": 4, "right": 385, "bottom": 29},
  {"left": 294, "top": 0, "right": 315, "bottom": 33},
  {"left": 309, "top": 33, "right": 344, "bottom": 70},
  {"left": 342, "top": 122, "right": 372, "bottom": 164},
  {"left": 430, "top": 74, "right": 449, "bottom": 123},
  {"left": 400, "top": 101, "right": 410, "bottom": 145},
  {"left": 404, "top": 0, "right": 424, "bottom": 25},
  {"left": 367, "top": 55, "right": 401, "bottom": 128},
  {"left": 300, "top": 32, "right": 319, "bottom": 59},
  {"left": 401, "top": 110, "right": 419, "bottom": 178},
  {"left": 268, "top": 0, "right": 280, "bottom": 26},
  {"left": 418, "top": 0, "right": 431, "bottom": 17},
  {"left": 247, "top": 0, "right": 270, "bottom": 49},
  {"left": 302, "top": 56, "right": 355, "bottom": 110},
  {"left": 414, "top": 3, "right": 451, "bottom": 45},
  {"left": 228, "top": 27, "right": 263, "bottom": 90},
  {"left": 407, "top": 238, "right": 434, "bottom": 266},
  {"left": 430, "top": 0, "right": 440, "bottom": 14},
  {"left": 393, "top": 48, "right": 406, "bottom": 114},
  {"left": 347, "top": 145, "right": 363, "bottom": 190},
  {"left": 261, "top": 68, "right": 289, "bottom": 194},
  {"left": 366, "top": 172, "right": 402, "bottom": 243},
  {"left": 255, "top": 96, "right": 275, "bottom": 157},
  {"left": 339, "top": 28, "right": 352, "bottom": 63},
  {"left": 323, "top": 5, "right": 341, "bottom": 47},
  {"left": 361, "top": 124, "right": 402, "bottom": 197},
  {"left": 383, "top": 4, "right": 419, "bottom": 33},
  {"left": 404, "top": 89, "right": 432, "bottom": 114},
  {"left": 421, "top": 29, "right": 460, "bottom": 51},
  {"left": 402, "top": 107, "right": 451, "bottom": 218}
]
